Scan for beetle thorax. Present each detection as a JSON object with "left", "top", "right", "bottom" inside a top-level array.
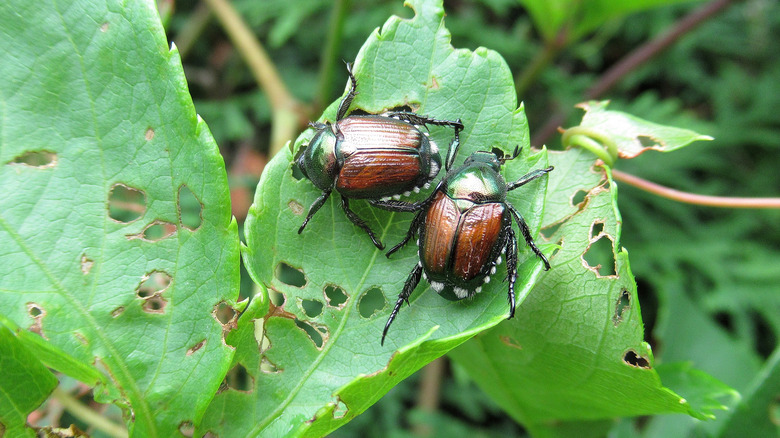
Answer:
[{"left": 445, "top": 164, "right": 507, "bottom": 204}]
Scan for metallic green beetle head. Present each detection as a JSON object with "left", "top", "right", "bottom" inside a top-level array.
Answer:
[{"left": 295, "top": 122, "right": 339, "bottom": 191}]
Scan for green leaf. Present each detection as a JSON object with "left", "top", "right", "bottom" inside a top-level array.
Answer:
[
  {"left": 573, "top": 100, "right": 713, "bottom": 159},
  {"left": 448, "top": 150, "right": 719, "bottom": 427},
  {"left": 202, "top": 0, "right": 551, "bottom": 435},
  {"left": 0, "top": 325, "right": 58, "bottom": 438},
  {"left": 0, "top": 0, "right": 240, "bottom": 435},
  {"left": 655, "top": 362, "right": 738, "bottom": 420}
]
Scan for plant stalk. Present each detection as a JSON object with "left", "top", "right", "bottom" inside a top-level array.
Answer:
[
  {"left": 613, "top": 169, "right": 780, "bottom": 208},
  {"left": 315, "top": 0, "right": 351, "bottom": 113},
  {"left": 52, "top": 387, "right": 128, "bottom": 438}
]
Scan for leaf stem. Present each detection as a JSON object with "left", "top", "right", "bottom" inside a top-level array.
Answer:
[
  {"left": 560, "top": 126, "right": 618, "bottom": 166},
  {"left": 413, "top": 356, "right": 445, "bottom": 436},
  {"left": 52, "top": 387, "right": 128, "bottom": 438},
  {"left": 315, "top": 0, "right": 351, "bottom": 113},
  {"left": 613, "top": 169, "right": 780, "bottom": 208},
  {"left": 203, "top": 0, "right": 306, "bottom": 155},
  {"left": 532, "top": 0, "right": 734, "bottom": 146},
  {"left": 514, "top": 29, "right": 567, "bottom": 98}
]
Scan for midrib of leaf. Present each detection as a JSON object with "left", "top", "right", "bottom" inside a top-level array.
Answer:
[
  {"left": 0, "top": 214, "right": 155, "bottom": 434},
  {"left": 249, "top": 210, "right": 396, "bottom": 436}
]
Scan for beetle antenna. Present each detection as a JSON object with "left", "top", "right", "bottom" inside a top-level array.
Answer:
[{"left": 499, "top": 145, "right": 522, "bottom": 165}]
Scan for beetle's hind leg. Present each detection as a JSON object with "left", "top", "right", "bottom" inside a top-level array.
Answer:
[
  {"left": 385, "top": 112, "right": 464, "bottom": 132},
  {"left": 505, "top": 226, "right": 518, "bottom": 319},
  {"left": 507, "top": 204, "right": 550, "bottom": 270},
  {"left": 382, "top": 263, "right": 423, "bottom": 345},
  {"left": 341, "top": 197, "right": 385, "bottom": 250},
  {"left": 299, "top": 189, "right": 332, "bottom": 234}
]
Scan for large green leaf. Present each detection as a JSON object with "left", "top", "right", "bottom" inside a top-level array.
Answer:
[
  {"left": 0, "top": 326, "right": 58, "bottom": 438},
  {"left": 448, "top": 148, "right": 726, "bottom": 430},
  {"left": 0, "top": 0, "right": 240, "bottom": 435},
  {"left": 201, "top": 0, "right": 551, "bottom": 436}
]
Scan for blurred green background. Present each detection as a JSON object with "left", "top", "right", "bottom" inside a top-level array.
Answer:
[{"left": 165, "top": 0, "right": 779, "bottom": 435}]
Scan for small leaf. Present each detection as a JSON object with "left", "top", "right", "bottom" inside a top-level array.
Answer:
[{"left": 575, "top": 100, "right": 713, "bottom": 159}]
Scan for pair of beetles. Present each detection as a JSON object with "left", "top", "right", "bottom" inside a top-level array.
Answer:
[{"left": 295, "top": 64, "right": 553, "bottom": 345}]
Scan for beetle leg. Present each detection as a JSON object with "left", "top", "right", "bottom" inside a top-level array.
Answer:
[
  {"left": 381, "top": 263, "right": 423, "bottom": 345},
  {"left": 369, "top": 199, "right": 424, "bottom": 212},
  {"left": 507, "top": 204, "right": 550, "bottom": 270},
  {"left": 505, "top": 226, "right": 518, "bottom": 319},
  {"left": 385, "top": 208, "right": 426, "bottom": 258},
  {"left": 385, "top": 112, "right": 464, "bottom": 132},
  {"left": 336, "top": 62, "right": 359, "bottom": 122},
  {"left": 506, "top": 166, "right": 554, "bottom": 191},
  {"left": 299, "top": 189, "right": 332, "bottom": 234},
  {"left": 444, "top": 122, "right": 462, "bottom": 172},
  {"left": 340, "top": 197, "right": 385, "bottom": 250}
]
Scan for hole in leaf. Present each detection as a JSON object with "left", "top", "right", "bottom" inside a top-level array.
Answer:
[
  {"left": 261, "top": 356, "right": 282, "bottom": 373},
  {"left": 288, "top": 200, "right": 304, "bottom": 216},
  {"left": 143, "top": 295, "right": 167, "bottom": 313},
  {"left": 333, "top": 398, "right": 348, "bottom": 419},
  {"left": 111, "top": 306, "right": 125, "bottom": 318},
  {"left": 291, "top": 164, "right": 305, "bottom": 181},
  {"left": 26, "top": 303, "right": 45, "bottom": 337},
  {"left": 108, "top": 184, "right": 146, "bottom": 223},
  {"left": 136, "top": 221, "right": 177, "bottom": 241},
  {"left": 254, "top": 319, "right": 271, "bottom": 353},
  {"left": 9, "top": 150, "right": 57, "bottom": 167},
  {"left": 582, "top": 235, "right": 617, "bottom": 277},
  {"left": 571, "top": 189, "right": 588, "bottom": 208},
  {"left": 637, "top": 135, "right": 661, "bottom": 148},
  {"left": 145, "top": 127, "right": 155, "bottom": 141},
  {"left": 275, "top": 262, "right": 306, "bottom": 287},
  {"left": 100, "top": 22, "right": 109, "bottom": 32},
  {"left": 179, "top": 421, "right": 194, "bottom": 438},
  {"left": 137, "top": 271, "right": 171, "bottom": 314},
  {"left": 80, "top": 253, "right": 94, "bottom": 275},
  {"left": 540, "top": 222, "right": 561, "bottom": 240},
  {"left": 623, "top": 350, "right": 651, "bottom": 369},
  {"left": 213, "top": 301, "right": 238, "bottom": 333},
  {"left": 178, "top": 185, "right": 203, "bottom": 230},
  {"left": 224, "top": 363, "right": 254, "bottom": 392},
  {"left": 295, "top": 319, "right": 325, "bottom": 348},
  {"left": 187, "top": 339, "right": 206, "bottom": 356},
  {"left": 324, "top": 285, "right": 348, "bottom": 308},
  {"left": 590, "top": 221, "right": 604, "bottom": 239},
  {"left": 269, "top": 289, "right": 286, "bottom": 306},
  {"left": 358, "top": 287, "right": 386, "bottom": 319},
  {"left": 137, "top": 271, "right": 172, "bottom": 298},
  {"left": 301, "top": 299, "right": 323, "bottom": 318},
  {"left": 28, "top": 303, "right": 43, "bottom": 318},
  {"left": 613, "top": 289, "right": 631, "bottom": 325}
]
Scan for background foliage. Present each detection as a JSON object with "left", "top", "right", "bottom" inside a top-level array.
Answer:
[{"left": 1, "top": 0, "right": 777, "bottom": 436}]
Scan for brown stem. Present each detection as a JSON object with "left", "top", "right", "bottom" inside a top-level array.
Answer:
[
  {"left": 532, "top": 0, "right": 734, "bottom": 146},
  {"left": 203, "top": 0, "right": 306, "bottom": 154},
  {"left": 613, "top": 169, "right": 780, "bottom": 208},
  {"left": 413, "top": 356, "right": 446, "bottom": 437}
]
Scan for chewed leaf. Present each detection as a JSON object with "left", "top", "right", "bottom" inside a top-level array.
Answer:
[{"left": 576, "top": 100, "right": 713, "bottom": 158}]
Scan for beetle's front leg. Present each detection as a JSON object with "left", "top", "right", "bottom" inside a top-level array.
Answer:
[
  {"left": 340, "top": 197, "right": 384, "bottom": 250},
  {"left": 506, "top": 166, "right": 554, "bottom": 191},
  {"left": 335, "top": 62, "right": 359, "bottom": 122},
  {"left": 299, "top": 189, "right": 332, "bottom": 234},
  {"left": 369, "top": 199, "right": 424, "bottom": 212},
  {"left": 507, "top": 205, "right": 550, "bottom": 270},
  {"left": 381, "top": 263, "right": 423, "bottom": 345}
]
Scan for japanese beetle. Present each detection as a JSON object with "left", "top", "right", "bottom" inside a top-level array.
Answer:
[
  {"left": 295, "top": 63, "right": 464, "bottom": 249},
  {"left": 374, "top": 146, "right": 553, "bottom": 344}
]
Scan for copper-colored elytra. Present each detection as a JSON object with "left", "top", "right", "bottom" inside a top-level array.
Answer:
[
  {"left": 338, "top": 117, "right": 423, "bottom": 150},
  {"left": 453, "top": 204, "right": 504, "bottom": 280},
  {"left": 422, "top": 192, "right": 459, "bottom": 274},
  {"left": 337, "top": 151, "right": 421, "bottom": 192}
]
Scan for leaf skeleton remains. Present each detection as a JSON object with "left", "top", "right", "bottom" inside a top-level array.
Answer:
[
  {"left": 373, "top": 146, "right": 553, "bottom": 345},
  {"left": 294, "top": 62, "right": 463, "bottom": 249}
]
